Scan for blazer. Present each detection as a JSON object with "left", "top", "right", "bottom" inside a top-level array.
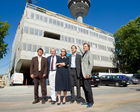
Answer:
[
  {"left": 46, "top": 55, "right": 60, "bottom": 78},
  {"left": 30, "top": 56, "right": 47, "bottom": 78},
  {"left": 81, "top": 50, "right": 94, "bottom": 78},
  {"left": 69, "top": 53, "right": 82, "bottom": 78}
]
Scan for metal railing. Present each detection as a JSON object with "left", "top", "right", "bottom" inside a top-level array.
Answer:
[{"left": 26, "top": 3, "right": 113, "bottom": 37}]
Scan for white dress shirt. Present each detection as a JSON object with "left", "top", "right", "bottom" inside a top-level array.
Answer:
[
  {"left": 50, "top": 55, "right": 57, "bottom": 71},
  {"left": 71, "top": 53, "right": 76, "bottom": 68}
]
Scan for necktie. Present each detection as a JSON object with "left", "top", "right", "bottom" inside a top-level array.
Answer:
[
  {"left": 82, "top": 51, "right": 87, "bottom": 58},
  {"left": 51, "top": 56, "right": 54, "bottom": 70}
]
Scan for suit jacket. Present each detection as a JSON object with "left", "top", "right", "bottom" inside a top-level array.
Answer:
[
  {"left": 30, "top": 56, "right": 47, "bottom": 78},
  {"left": 46, "top": 55, "right": 60, "bottom": 79},
  {"left": 81, "top": 51, "right": 94, "bottom": 78},
  {"left": 69, "top": 53, "right": 82, "bottom": 78}
]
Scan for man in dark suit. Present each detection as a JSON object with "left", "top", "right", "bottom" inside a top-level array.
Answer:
[
  {"left": 30, "top": 48, "right": 47, "bottom": 104},
  {"left": 69, "top": 45, "right": 82, "bottom": 103},
  {"left": 47, "top": 48, "right": 60, "bottom": 104}
]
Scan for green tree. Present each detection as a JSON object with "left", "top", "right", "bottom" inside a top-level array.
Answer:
[
  {"left": 114, "top": 17, "right": 140, "bottom": 73},
  {"left": 0, "top": 19, "right": 11, "bottom": 59}
]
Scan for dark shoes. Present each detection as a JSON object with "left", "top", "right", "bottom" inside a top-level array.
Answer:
[
  {"left": 32, "top": 100, "right": 39, "bottom": 104},
  {"left": 87, "top": 103, "right": 93, "bottom": 108},
  {"left": 70, "top": 100, "right": 75, "bottom": 103},
  {"left": 81, "top": 102, "right": 93, "bottom": 108}
]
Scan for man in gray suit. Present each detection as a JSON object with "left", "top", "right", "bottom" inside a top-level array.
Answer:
[
  {"left": 79, "top": 43, "right": 94, "bottom": 108},
  {"left": 69, "top": 45, "right": 82, "bottom": 103}
]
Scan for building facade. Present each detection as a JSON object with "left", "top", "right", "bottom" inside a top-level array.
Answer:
[{"left": 9, "top": 3, "right": 115, "bottom": 84}]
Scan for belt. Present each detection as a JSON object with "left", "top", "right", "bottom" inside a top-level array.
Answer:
[
  {"left": 70, "top": 68, "right": 76, "bottom": 69},
  {"left": 50, "top": 70, "right": 56, "bottom": 71}
]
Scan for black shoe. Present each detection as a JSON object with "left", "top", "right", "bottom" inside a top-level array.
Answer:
[
  {"left": 81, "top": 102, "right": 87, "bottom": 105},
  {"left": 32, "top": 100, "right": 39, "bottom": 104},
  {"left": 42, "top": 100, "right": 46, "bottom": 104},
  {"left": 70, "top": 100, "right": 75, "bottom": 103},
  {"left": 87, "top": 103, "right": 93, "bottom": 108}
]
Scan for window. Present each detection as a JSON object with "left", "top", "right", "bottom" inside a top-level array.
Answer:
[
  {"left": 53, "top": 19, "right": 56, "bottom": 25},
  {"left": 44, "top": 17, "right": 47, "bottom": 22},
  {"left": 31, "top": 13, "right": 34, "bottom": 19},
  {"left": 30, "top": 27, "right": 34, "bottom": 35},
  {"left": 72, "top": 38, "right": 75, "bottom": 43},
  {"left": 68, "top": 37, "right": 71, "bottom": 42},
  {"left": 65, "top": 36, "right": 68, "bottom": 42},
  {"left": 28, "top": 44, "right": 32, "bottom": 51},
  {"left": 23, "top": 43, "right": 26, "bottom": 50},
  {"left": 61, "top": 35, "right": 64, "bottom": 41},
  {"left": 49, "top": 18, "right": 52, "bottom": 24},
  {"left": 24, "top": 26, "right": 28, "bottom": 34},
  {"left": 40, "top": 15, "right": 43, "bottom": 21},
  {"left": 56, "top": 49, "right": 60, "bottom": 54},
  {"left": 44, "top": 46, "right": 49, "bottom": 53},
  {"left": 38, "top": 45, "right": 42, "bottom": 49},
  {"left": 39, "top": 30, "right": 43, "bottom": 36},
  {"left": 57, "top": 21, "right": 60, "bottom": 26},
  {"left": 44, "top": 31, "right": 60, "bottom": 40},
  {"left": 60, "top": 22, "right": 64, "bottom": 27},
  {"left": 35, "top": 29, "right": 39, "bottom": 35},
  {"left": 33, "top": 45, "right": 37, "bottom": 52},
  {"left": 36, "top": 14, "right": 39, "bottom": 20}
]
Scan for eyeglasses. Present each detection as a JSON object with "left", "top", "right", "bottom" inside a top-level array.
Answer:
[{"left": 61, "top": 51, "right": 65, "bottom": 52}]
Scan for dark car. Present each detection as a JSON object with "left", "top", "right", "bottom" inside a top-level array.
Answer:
[
  {"left": 129, "top": 77, "right": 139, "bottom": 84},
  {"left": 133, "top": 74, "right": 140, "bottom": 80},
  {"left": 100, "top": 75, "right": 129, "bottom": 87},
  {"left": 90, "top": 75, "right": 100, "bottom": 87}
]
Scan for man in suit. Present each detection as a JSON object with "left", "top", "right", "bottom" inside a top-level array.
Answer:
[
  {"left": 47, "top": 48, "right": 60, "bottom": 104},
  {"left": 79, "top": 43, "right": 94, "bottom": 108},
  {"left": 30, "top": 48, "right": 47, "bottom": 104},
  {"left": 69, "top": 45, "right": 82, "bottom": 103}
]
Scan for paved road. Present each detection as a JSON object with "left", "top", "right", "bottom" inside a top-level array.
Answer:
[{"left": 0, "top": 85, "right": 140, "bottom": 112}]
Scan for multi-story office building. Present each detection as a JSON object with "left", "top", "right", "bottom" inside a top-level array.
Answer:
[{"left": 9, "top": 3, "right": 115, "bottom": 84}]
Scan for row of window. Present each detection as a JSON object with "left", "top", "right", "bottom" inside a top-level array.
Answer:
[
  {"left": 22, "top": 43, "right": 112, "bottom": 62},
  {"left": 23, "top": 26, "right": 114, "bottom": 52},
  {"left": 60, "top": 35, "right": 115, "bottom": 52},
  {"left": 24, "top": 26, "right": 43, "bottom": 36},
  {"left": 22, "top": 43, "right": 70, "bottom": 54},
  {"left": 29, "top": 12, "right": 114, "bottom": 42}
]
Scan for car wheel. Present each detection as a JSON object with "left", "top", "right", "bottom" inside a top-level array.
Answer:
[
  {"left": 115, "top": 82, "right": 120, "bottom": 87},
  {"left": 123, "top": 84, "right": 128, "bottom": 87},
  {"left": 94, "top": 84, "right": 98, "bottom": 87}
]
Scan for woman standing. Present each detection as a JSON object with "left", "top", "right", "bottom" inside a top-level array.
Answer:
[{"left": 55, "top": 48, "right": 71, "bottom": 105}]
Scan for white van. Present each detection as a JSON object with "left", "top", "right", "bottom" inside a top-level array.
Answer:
[{"left": 11, "top": 73, "right": 24, "bottom": 85}]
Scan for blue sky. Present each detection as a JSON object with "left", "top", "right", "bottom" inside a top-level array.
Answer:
[{"left": 0, "top": 0, "right": 140, "bottom": 74}]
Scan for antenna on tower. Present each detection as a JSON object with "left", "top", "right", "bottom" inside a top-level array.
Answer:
[{"left": 68, "top": 0, "right": 91, "bottom": 23}]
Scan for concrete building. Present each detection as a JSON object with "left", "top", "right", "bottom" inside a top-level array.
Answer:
[{"left": 9, "top": 3, "right": 115, "bottom": 84}]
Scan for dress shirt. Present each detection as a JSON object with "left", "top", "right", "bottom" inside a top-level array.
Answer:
[
  {"left": 38, "top": 56, "right": 42, "bottom": 71},
  {"left": 71, "top": 53, "right": 76, "bottom": 68},
  {"left": 50, "top": 55, "right": 56, "bottom": 71}
]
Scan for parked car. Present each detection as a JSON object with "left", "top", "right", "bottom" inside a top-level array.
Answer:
[
  {"left": 100, "top": 75, "right": 129, "bottom": 87},
  {"left": 90, "top": 75, "right": 100, "bottom": 87},
  {"left": 133, "top": 74, "right": 140, "bottom": 80},
  {"left": 129, "top": 77, "right": 139, "bottom": 84}
]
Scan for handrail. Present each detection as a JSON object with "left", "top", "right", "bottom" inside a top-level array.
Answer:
[{"left": 26, "top": 3, "right": 113, "bottom": 37}]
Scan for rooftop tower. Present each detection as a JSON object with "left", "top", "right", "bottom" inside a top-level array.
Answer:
[{"left": 68, "top": 0, "right": 91, "bottom": 23}]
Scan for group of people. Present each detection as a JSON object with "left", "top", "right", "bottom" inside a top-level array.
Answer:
[{"left": 30, "top": 43, "right": 94, "bottom": 108}]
